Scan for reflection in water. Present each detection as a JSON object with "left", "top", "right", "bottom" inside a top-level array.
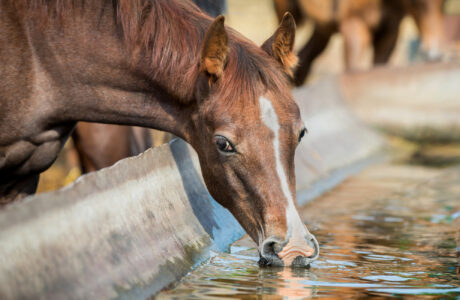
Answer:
[{"left": 156, "top": 165, "right": 460, "bottom": 299}]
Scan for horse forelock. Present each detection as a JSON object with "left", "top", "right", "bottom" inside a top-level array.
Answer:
[{"left": 212, "top": 40, "right": 291, "bottom": 111}]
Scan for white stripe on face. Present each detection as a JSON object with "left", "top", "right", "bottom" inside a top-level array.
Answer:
[{"left": 259, "top": 96, "right": 307, "bottom": 242}]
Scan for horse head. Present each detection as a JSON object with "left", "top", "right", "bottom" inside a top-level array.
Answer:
[{"left": 188, "top": 13, "right": 319, "bottom": 267}]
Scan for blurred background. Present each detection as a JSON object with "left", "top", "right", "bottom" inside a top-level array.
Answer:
[{"left": 36, "top": 0, "right": 460, "bottom": 193}]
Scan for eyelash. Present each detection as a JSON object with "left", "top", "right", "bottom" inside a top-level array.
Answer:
[
  {"left": 215, "top": 135, "right": 236, "bottom": 153},
  {"left": 298, "top": 128, "right": 307, "bottom": 142}
]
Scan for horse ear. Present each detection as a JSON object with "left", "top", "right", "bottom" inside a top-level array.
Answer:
[
  {"left": 200, "top": 15, "right": 229, "bottom": 79},
  {"left": 261, "top": 12, "right": 298, "bottom": 76}
]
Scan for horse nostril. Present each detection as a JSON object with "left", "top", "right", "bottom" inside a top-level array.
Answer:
[
  {"left": 260, "top": 239, "right": 286, "bottom": 267},
  {"left": 262, "top": 239, "right": 284, "bottom": 257},
  {"left": 307, "top": 235, "right": 320, "bottom": 260},
  {"left": 292, "top": 255, "right": 308, "bottom": 267}
]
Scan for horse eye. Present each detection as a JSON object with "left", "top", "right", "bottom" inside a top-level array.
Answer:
[
  {"left": 298, "top": 128, "right": 307, "bottom": 142},
  {"left": 215, "top": 135, "right": 235, "bottom": 153}
]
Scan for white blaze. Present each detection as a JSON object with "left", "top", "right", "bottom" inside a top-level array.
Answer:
[{"left": 259, "top": 96, "right": 308, "bottom": 244}]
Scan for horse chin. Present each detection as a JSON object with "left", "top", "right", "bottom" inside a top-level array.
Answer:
[
  {"left": 258, "top": 255, "right": 314, "bottom": 268},
  {"left": 258, "top": 255, "right": 285, "bottom": 268}
]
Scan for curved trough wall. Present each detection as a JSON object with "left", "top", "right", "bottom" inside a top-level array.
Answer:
[
  {"left": 340, "top": 63, "right": 460, "bottom": 142},
  {"left": 454, "top": 201, "right": 460, "bottom": 279},
  {"left": 0, "top": 78, "right": 385, "bottom": 299}
]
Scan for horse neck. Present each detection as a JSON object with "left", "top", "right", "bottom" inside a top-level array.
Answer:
[{"left": 25, "top": 1, "right": 206, "bottom": 141}]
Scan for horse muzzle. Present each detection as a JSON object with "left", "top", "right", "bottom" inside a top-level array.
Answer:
[{"left": 258, "top": 232, "right": 320, "bottom": 267}]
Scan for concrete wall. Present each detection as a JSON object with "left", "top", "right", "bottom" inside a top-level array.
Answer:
[
  {"left": 454, "top": 206, "right": 460, "bottom": 279},
  {"left": 292, "top": 78, "right": 385, "bottom": 204},
  {"left": 0, "top": 78, "right": 385, "bottom": 299},
  {"left": 341, "top": 63, "right": 460, "bottom": 142},
  {"left": 0, "top": 139, "right": 245, "bottom": 300}
]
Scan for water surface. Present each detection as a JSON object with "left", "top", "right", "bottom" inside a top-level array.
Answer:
[{"left": 156, "top": 164, "right": 460, "bottom": 299}]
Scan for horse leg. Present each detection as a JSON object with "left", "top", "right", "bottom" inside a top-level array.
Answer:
[
  {"left": 129, "top": 127, "right": 152, "bottom": 155},
  {"left": 72, "top": 123, "right": 142, "bottom": 173},
  {"left": 372, "top": 0, "right": 405, "bottom": 64},
  {"left": 294, "top": 22, "right": 335, "bottom": 86},
  {"left": 372, "top": 17, "right": 402, "bottom": 64},
  {"left": 0, "top": 174, "right": 39, "bottom": 205},
  {"left": 71, "top": 126, "right": 96, "bottom": 173},
  {"left": 340, "top": 17, "right": 372, "bottom": 71},
  {"left": 407, "top": 0, "right": 445, "bottom": 61}
]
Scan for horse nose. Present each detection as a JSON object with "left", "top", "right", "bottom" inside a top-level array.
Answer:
[
  {"left": 259, "top": 234, "right": 319, "bottom": 267},
  {"left": 278, "top": 233, "right": 319, "bottom": 267},
  {"left": 258, "top": 238, "right": 285, "bottom": 267}
]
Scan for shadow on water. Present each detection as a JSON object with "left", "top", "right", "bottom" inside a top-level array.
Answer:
[{"left": 156, "top": 162, "right": 460, "bottom": 299}]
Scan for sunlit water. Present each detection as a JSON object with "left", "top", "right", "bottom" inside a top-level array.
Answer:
[{"left": 156, "top": 164, "right": 460, "bottom": 299}]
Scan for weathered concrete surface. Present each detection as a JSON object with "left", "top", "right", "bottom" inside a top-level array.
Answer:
[
  {"left": 340, "top": 63, "right": 460, "bottom": 142},
  {"left": 456, "top": 215, "right": 460, "bottom": 280},
  {"left": 0, "top": 140, "right": 245, "bottom": 300},
  {"left": 293, "top": 78, "right": 385, "bottom": 204},
  {"left": 0, "top": 80, "right": 385, "bottom": 299},
  {"left": 454, "top": 204, "right": 460, "bottom": 280}
]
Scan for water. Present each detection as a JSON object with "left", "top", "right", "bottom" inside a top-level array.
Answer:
[{"left": 156, "top": 164, "right": 460, "bottom": 299}]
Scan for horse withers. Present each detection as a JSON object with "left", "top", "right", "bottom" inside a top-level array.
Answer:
[{"left": 0, "top": 0, "right": 318, "bottom": 267}]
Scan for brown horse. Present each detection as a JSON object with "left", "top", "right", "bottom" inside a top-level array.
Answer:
[
  {"left": 274, "top": 0, "right": 446, "bottom": 85},
  {"left": 0, "top": 0, "right": 318, "bottom": 266}
]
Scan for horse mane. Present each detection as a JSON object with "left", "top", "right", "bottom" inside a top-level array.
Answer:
[{"left": 14, "top": 0, "right": 289, "bottom": 105}]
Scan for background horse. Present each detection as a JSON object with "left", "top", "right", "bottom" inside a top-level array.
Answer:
[
  {"left": 274, "top": 0, "right": 446, "bottom": 85},
  {"left": 0, "top": 0, "right": 318, "bottom": 266},
  {"left": 71, "top": 123, "right": 151, "bottom": 173}
]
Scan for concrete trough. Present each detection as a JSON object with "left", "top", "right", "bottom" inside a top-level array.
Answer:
[
  {"left": 0, "top": 77, "right": 387, "bottom": 299},
  {"left": 340, "top": 63, "right": 460, "bottom": 142}
]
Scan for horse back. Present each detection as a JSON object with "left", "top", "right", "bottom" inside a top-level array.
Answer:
[{"left": 297, "top": 0, "right": 382, "bottom": 26}]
